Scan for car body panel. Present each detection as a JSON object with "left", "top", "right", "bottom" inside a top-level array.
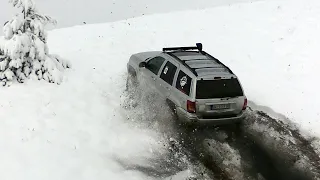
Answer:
[{"left": 127, "top": 45, "right": 247, "bottom": 125}]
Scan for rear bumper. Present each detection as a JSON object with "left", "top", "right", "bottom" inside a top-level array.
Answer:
[{"left": 176, "top": 107, "right": 246, "bottom": 125}]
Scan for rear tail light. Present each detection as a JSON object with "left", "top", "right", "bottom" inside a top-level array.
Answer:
[
  {"left": 187, "top": 100, "right": 196, "bottom": 113},
  {"left": 242, "top": 98, "right": 247, "bottom": 110}
]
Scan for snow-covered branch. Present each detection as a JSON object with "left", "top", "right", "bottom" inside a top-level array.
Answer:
[{"left": 0, "top": 0, "right": 70, "bottom": 86}]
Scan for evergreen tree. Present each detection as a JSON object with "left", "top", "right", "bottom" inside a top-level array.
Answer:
[{"left": 0, "top": 0, "right": 70, "bottom": 86}]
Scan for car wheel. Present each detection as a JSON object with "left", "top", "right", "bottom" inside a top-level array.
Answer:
[
  {"left": 166, "top": 99, "right": 178, "bottom": 119},
  {"left": 125, "top": 73, "right": 141, "bottom": 107},
  {"left": 126, "top": 74, "right": 138, "bottom": 91}
]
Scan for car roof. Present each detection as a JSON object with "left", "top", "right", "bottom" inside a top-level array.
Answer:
[
  {"left": 165, "top": 50, "right": 234, "bottom": 77},
  {"left": 133, "top": 43, "right": 236, "bottom": 78}
]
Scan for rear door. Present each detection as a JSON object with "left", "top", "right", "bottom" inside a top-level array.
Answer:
[
  {"left": 173, "top": 69, "right": 194, "bottom": 109},
  {"left": 155, "top": 60, "right": 179, "bottom": 98},
  {"left": 195, "top": 78, "right": 245, "bottom": 117},
  {"left": 139, "top": 56, "right": 166, "bottom": 91}
]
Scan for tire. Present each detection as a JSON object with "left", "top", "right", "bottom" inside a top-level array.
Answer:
[
  {"left": 166, "top": 99, "right": 176, "bottom": 112},
  {"left": 124, "top": 71, "right": 141, "bottom": 108},
  {"left": 126, "top": 73, "right": 138, "bottom": 92},
  {"left": 166, "top": 99, "right": 178, "bottom": 120},
  {"left": 126, "top": 66, "right": 138, "bottom": 90}
]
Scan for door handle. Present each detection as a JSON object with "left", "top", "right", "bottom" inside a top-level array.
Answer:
[
  {"left": 151, "top": 76, "right": 156, "bottom": 80},
  {"left": 166, "top": 86, "right": 170, "bottom": 90}
]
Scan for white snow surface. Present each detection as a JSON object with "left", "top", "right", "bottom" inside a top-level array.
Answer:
[
  {"left": 0, "top": 0, "right": 261, "bottom": 35},
  {"left": 1, "top": 0, "right": 320, "bottom": 179}
]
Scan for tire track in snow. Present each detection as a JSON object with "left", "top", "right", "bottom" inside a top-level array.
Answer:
[
  {"left": 121, "top": 83, "right": 320, "bottom": 180},
  {"left": 173, "top": 108, "right": 320, "bottom": 180},
  {"left": 172, "top": 124, "right": 259, "bottom": 180},
  {"left": 241, "top": 109, "right": 320, "bottom": 180}
]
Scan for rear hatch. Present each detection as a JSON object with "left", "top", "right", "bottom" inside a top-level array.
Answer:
[{"left": 195, "top": 77, "right": 246, "bottom": 119}]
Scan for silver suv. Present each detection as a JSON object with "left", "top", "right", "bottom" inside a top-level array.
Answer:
[{"left": 126, "top": 43, "right": 247, "bottom": 125}]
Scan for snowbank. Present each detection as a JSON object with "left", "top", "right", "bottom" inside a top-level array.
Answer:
[
  {"left": 0, "top": 25, "right": 190, "bottom": 179},
  {"left": 0, "top": 75, "right": 165, "bottom": 179}
]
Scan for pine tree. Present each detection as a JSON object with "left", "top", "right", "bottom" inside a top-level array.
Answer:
[{"left": 0, "top": 0, "right": 70, "bottom": 86}]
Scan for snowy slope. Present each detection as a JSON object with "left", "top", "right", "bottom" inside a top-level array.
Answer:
[
  {"left": 50, "top": 0, "right": 320, "bottom": 137},
  {"left": 0, "top": 0, "right": 320, "bottom": 179},
  {"left": 0, "top": 47, "right": 191, "bottom": 179},
  {"left": 0, "top": 0, "right": 261, "bottom": 35}
]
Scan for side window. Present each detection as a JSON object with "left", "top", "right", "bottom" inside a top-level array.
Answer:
[
  {"left": 146, "top": 57, "right": 166, "bottom": 75},
  {"left": 160, "top": 61, "right": 177, "bottom": 85},
  {"left": 176, "top": 70, "right": 192, "bottom": 96}
]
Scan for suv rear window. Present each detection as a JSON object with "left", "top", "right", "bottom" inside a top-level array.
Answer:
[{"left": 196, "top": 78, "right": 243, "bottom": 99}]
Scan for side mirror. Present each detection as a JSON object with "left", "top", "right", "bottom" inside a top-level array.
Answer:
[{"left": 139, "top": 62, "right": 147, "bottom": 68}]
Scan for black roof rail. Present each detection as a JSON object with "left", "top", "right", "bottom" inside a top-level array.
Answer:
[
  {"left": 201, "top": 51, "right": 234, "bottom": 74},
  {"left": 163, "top": 43, "right": 203, "bottom": 52},
  {"left": 163, "top": 43, "right": 234, "bottom": 76},
  {"left": 166, "top": 52, "right": 198, "bottom": 76}
]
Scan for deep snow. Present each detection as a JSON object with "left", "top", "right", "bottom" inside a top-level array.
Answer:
[
  {"left": 0, "top": 63, "right": 195, "bottom": 179},
  {"left": 0, "top": 0, "right": 320, "bottom": 179},
  {"left": 0, "top": 0, "right": 261, "bottom": 35}
]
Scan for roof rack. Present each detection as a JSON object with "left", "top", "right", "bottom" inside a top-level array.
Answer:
[
  {"left": 163, "top": 43, "right": 233, "bottom": 76},
  {"left": 166, "top": 52, "right": 198, "bottom": 76},
  {"left": 163, "top": 43, "right": 203, "bottom": 52},
  {"left": 200, "top": 51, "right": 234, "bottom": 74}
]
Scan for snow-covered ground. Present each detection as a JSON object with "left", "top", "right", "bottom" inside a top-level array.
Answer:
[
  {"left": 0, "top": 48, "right": 193, "bottom": 179},
  {"left": 0, "top": 0, "right": 261, "bottom": 35},
  {"left": 1, "top": 0, "right": 320, "bottom": 179},
  {"left": 51, "top": 0, "right": 320, "bottom": 137}
]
